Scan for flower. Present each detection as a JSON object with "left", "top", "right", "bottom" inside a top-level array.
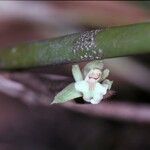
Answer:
[
  {"left": 75, "top": 68, "right": 111, "bottom": 104},
  {"left": 52, "top": 60, "right": 113, "bottom": 104}
]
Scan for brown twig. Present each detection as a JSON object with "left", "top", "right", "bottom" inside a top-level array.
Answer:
[
  {"left": 63, "top": 102, "right": 150, "bottom": 124},
  {"left": 0, "top": 75, "right": 49, "bottom": 105}
]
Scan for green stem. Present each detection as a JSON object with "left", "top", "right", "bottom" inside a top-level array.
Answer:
[{"left": 0, "top": 22, "right": 149, "bottom": 70}]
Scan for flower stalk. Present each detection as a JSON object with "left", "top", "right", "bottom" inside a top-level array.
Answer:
[{"left": 0, "top": 22, "right": 149, "bottom": 70}]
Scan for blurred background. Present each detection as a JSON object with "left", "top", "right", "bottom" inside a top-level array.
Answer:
[{"left": 0, "top": 1, "right": 150, "bottom": 150}]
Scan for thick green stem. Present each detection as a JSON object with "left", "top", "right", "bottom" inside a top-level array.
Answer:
[{"left": 0, "top": 22, "right": 149, "bottom": 70}]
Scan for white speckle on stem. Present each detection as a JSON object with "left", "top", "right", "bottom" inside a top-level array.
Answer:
[
  {"left": 72, "top": 29, "right": 103, "bottom": 55},
  {"left": 11, "top": 48, "right": 17, "bottom": 53}
]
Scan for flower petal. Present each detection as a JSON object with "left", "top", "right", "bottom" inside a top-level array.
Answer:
[{"left": 52, "top": 83, "right": 82, "bottom": 104}]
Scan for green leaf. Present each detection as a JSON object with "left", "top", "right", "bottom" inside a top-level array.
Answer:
[{"left": 51, "top": 83, "right": 82, "bottom": 104}]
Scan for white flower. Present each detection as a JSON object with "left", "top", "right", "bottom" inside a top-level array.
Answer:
[
  {"left": 75, "top": 80, "right": 108, "bottom": 104},
  {"left": 74, "top": 67, "right": 111, "bottom": 104},
  {"left": 52, "top": 60, "right": 113, "bottom": 104}
]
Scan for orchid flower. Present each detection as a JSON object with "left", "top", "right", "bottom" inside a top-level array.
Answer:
[{"left": 52, "top": 60, "right": 113, "bottom": 104}]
